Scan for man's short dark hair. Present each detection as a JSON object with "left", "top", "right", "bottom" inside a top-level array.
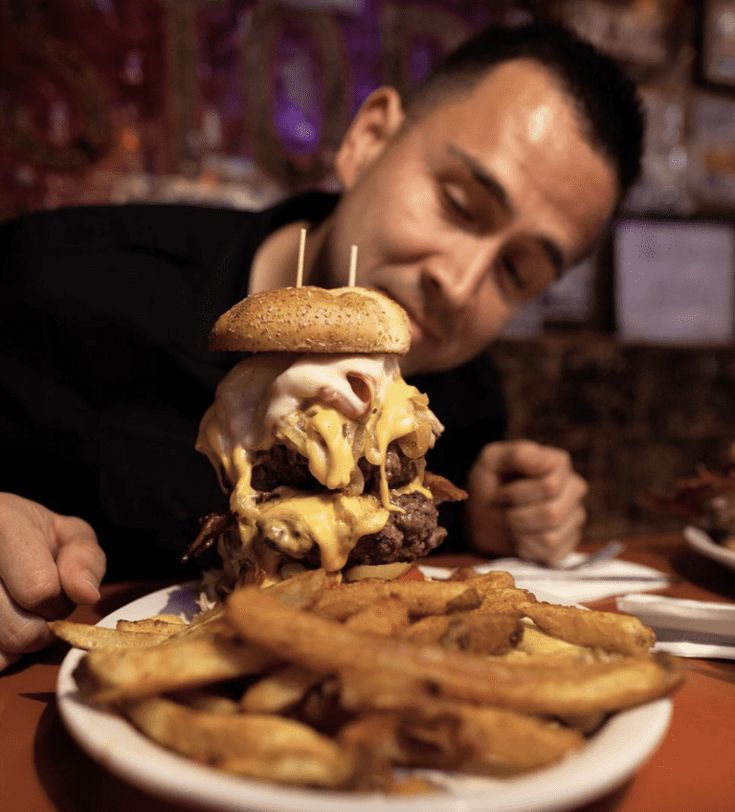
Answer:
[{"left": 404, "top": 23, "right": 645, "bottom": 197}]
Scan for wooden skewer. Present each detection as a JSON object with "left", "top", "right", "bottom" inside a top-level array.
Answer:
[
  {"left": 296, "top": 227, "right": 306, "bottom": 288},
  {"left": 348, "top": 244, "right": 358, "bottom": 287}
]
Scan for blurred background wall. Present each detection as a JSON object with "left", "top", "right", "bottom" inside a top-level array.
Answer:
[{"left": 1, "top": 0, "right": 734, "bottom": 537}]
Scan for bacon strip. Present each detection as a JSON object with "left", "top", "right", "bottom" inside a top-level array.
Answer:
[
  {"left": 424, "top": 471, "right": 468, "bottom": 504},
  {"left": 315, "top": 371, "right": 376, "bottom": 420},
  {"left": 181, "top": 512, "right": 233, "bottom": 563}
]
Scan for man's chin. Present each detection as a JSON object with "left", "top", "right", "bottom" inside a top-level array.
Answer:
[{"left": 401, "top": 340, "right": 446, "bottom": 377}]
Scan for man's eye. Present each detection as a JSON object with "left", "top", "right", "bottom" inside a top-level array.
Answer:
[
  {"left": 501, "top": 257, "right": 525, "bottom": 290},
  {"left": 441, "top": 187, "right": 474, "bottom": 225}
]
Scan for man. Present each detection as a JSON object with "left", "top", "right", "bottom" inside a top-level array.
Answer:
[{"left": 0, "top": 22, "right": 643, "bottom": 670}]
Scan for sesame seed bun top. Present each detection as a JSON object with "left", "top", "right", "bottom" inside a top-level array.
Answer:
[{"left": 209, "top": 286, "right": 411, "bottom": 355}]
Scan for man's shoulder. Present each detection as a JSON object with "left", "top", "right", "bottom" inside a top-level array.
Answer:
[
  {"left": 1, "top": 202, "right": 253, "bottom": 254},
  {"left": 1, "top": 191, "right": 338, "bottom": 256}
]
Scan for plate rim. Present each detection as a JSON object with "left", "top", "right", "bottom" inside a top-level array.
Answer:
[{"left": 56, "top": 582, "right": 673, "bottom": 812}]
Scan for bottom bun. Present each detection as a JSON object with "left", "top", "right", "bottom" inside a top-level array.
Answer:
[{"left": 343, "top": 561, "right": 414, "bottom": 581}]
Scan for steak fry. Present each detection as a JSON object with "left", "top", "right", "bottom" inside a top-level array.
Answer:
[
  {"left": 521, "top": 602, "right": 656, "bottom": 656},
  {"left": 226, "top": 587, "right": 682, "bottom": 715}
]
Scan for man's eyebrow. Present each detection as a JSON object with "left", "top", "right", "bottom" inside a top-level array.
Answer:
[{"left": 446, "top": 143, "right": 567, "bottom": 278}]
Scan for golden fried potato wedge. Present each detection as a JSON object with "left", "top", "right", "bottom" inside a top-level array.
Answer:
[
  {"left": 512, "top": 623, "right": 600, "bottom": 664},
  {"left": 476, "top": 587, "right": 538, "bottom": 615},
  {"left": 344, "top": 597, "right": 410, "bottom": 636},
  {"left": 241, "top": 664, "right": 323, "bottom": 714},
  {"left": 450, "top": 570, "right": 516, "bottom": 591},
  {"left": 521, "top": 602, "right": 656, "bottom": 655},
  {"left": 401, "top": 611, "right": 522, "bottom": 654},
  {"left": 338, "top": 670, "right": 583, "bottom": 774},
  {"left": 226, "top": 587, "right": 682, "bottom": 715},
  {"left": 124, "top": 697, "right": 354, "bottom": 788},
  {"left": 115, "top": 618, "right": 185, "bottom": 636},
  {"left": 406, "top": 703, "right": 583, "bottom": 774},
  {"left": 312, "top": 580, "right": 482, "bottom": 620},
  {"left": 49, "top": 621, "right": 170, "bottom": 650},
  {"left": 74, "top": 633, "right": 277, "bottom": 703}
]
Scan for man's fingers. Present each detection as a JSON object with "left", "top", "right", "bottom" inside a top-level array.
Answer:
[
  {"left": 0, "top": 651, "right": 20, "bottom": 672},
  {"left": 56, "top": 515, "right": 105, "bottom": 605},
  {"left": 0, "top": 580, "right": 54, "bottom": 655},
  {"left": 0, "top": 505, "right": 62, "bottom": 612},
  {"left": 516, "top": 505, "right": 587, "bottom": 566},
  {"left": 495, "top": 459, "right": 581, "bottom": 506},
  {"left": 478, "top": 440, "right": 564, "bottom": 482},
  {"left": 467, "top": 442, "right": 589, "bottom": 564},
  {"left": 505, "top": 474, "right": 588, "bottom": 533},
  {"left": 0, "top": 496, "right": 103, "bottom": 670}
]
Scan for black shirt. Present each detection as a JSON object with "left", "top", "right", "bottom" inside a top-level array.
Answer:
[{"left": 0, "top": 193, "right": 506, "bottom": 578}]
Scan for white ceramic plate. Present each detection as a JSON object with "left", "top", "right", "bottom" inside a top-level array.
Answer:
[
  {"left": 684, "top": 525, "right": 735, "bottom": 573},
  {"left": 57, "top": 583, "right": 673, "bottom": 812}
]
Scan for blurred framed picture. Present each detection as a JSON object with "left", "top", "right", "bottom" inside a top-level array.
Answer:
[
  {"left": 555, "top": 0, "right": 688, "bottom": 81},
  {"left": 688, "top": 91, "right": 735, "bottom": 210},
  {"left": 622, "top": 84, "right": 693, "bottom": 215},
  {"left": 698, "top": 0, "right": 735, "bottom": 89},
  {"left": 614, "top": 219, "right": 735, "bottom": 345}
]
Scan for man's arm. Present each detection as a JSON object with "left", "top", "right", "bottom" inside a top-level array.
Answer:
[{"left": 0, "top": 493, "right": 106, "bottom": 671}]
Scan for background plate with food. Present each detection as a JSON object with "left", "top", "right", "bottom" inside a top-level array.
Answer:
[{"left": 683, "top": 525, "right": 735, "bottom": 573}]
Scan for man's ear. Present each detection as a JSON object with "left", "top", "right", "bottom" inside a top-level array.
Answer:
[{"left": 335, "top": 87, "right": 405, "bottom": 188}]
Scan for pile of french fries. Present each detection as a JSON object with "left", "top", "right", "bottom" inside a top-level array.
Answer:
[{"left": 52, "top": 569, "right": 683, "bottom": 793}]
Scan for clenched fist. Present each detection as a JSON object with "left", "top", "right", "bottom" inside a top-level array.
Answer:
[
  {"left": 465, "top": 440, "right": 588, "bottom": 565},
  {"left": 0, "top": 493, "right": 106, "bottom": 671}
]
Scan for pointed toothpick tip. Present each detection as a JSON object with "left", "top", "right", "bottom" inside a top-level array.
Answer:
[
  {"left": 348, "top": 244, "right": 358, "bottom": 287},
  {"left": 296, "top": 227, "right": 307, "bottom": 288}
]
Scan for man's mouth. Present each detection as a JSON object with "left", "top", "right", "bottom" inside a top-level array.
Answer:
[{"left": 408, "top": 310, "right": 442, "bottom": 346}]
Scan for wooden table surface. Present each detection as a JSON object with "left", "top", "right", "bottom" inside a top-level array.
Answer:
[{"left": 2, "top": 532, "right": 734, "bottom": 812}]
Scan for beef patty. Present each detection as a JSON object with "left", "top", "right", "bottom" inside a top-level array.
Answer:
[{"left": 251, "top": 441, "right": 418, "bottom": 493}]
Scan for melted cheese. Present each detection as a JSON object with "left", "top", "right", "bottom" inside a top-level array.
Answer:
[
  {"left": 195, "top": 352, "right": 443, "bottom": 575},
  {"left": 394, "top": 475, "right": 433, "bottom": 500},
  {"left": 369, "top": 377, "right": 433, "bottom": 507},
  {"left": 196, "top": 354, "right": 292, "bottom": 490},
  {"left": 278, "top": 404, "right": 356, "bottom": 490},
  {"left": 257, "top": 493, "right": 390, "bottom": 572}
]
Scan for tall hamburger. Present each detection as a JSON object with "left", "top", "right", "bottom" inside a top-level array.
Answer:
[{"left": 187, "top": 285, "right": 466, "bottom": 597}]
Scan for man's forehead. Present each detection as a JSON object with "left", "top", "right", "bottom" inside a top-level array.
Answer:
[{"left": 406, "top": 63, "right": 582, "bottom": 167}]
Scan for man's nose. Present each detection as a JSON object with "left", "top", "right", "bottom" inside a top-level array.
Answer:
[{"left": 420, "top": 240, "right": 499, "bottom": 309}]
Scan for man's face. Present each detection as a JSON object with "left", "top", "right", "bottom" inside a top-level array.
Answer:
[{"left": 319, "top": 59, "right": 618, "bottom": 376}]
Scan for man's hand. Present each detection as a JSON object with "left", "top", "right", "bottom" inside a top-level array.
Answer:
[
  {"left": 465, "top": 440, "right": 588, "bottom": 565},
  {"left": 0, "top": 493, "right": 105, "bottom": 671}
]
